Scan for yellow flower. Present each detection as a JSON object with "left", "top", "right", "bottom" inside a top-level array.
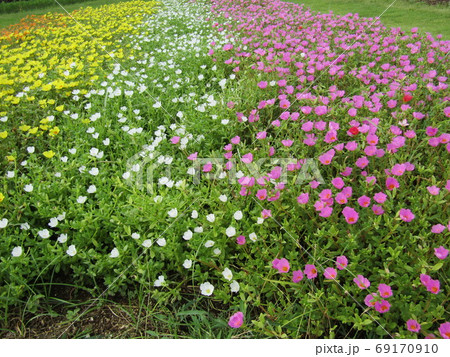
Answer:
[
  {"left": 40, "top": 118, "right": 49, "bottom": 124},
  {"left": 49, "top": 126, "right": 60, "bottom": 136},
  {"left": 0, "top": 193, "right": 4, "bottom": 202},
  {"left": 43, "top": 150, "right": 55, "bottom": 158},
  {"left": 0, "top": 131, "right": 7, "bottom": 139},
  {"left": 81, "top": 119, "right": 91, "bottom": 124},
  {"left": 40, "top": 124, "right": 49, "bottom": 131},
  {"left": 41, "top": 84, "right": 52, "bottom": 91},
  {"left": 6, "top": 156, "right": 15, "bottom": 162},
  {"left": 56, "top": 105, "right": 64, "bottom": 112},
  {"left": 29, "top": 127, "right": 39, "bottom": 134},
  {"left": 19, "top": 125, "right": 31, "bottom": 131}
]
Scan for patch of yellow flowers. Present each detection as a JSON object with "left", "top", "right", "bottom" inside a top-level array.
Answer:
[{"left": 0, "top": 1, "right": 159, "bottom": 140}]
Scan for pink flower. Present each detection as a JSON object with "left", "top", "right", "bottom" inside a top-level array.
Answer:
[
  {"left": 426, "top": 126, "right": 438, "bottom": 136},
  {"left": 231, "top": 136, "right": 240, "bottom": 144},
  {"left": 353, "top": 274, "right": 370, "bottom": 289},
  {"left": 431, "top": 224, "right": 446, "bottom": 233},
  {"left": 336, "top": 256, "right": 348, "bottom": 270},
  {"left": 375, "top": 300, "right": 391, "bottom": 313},
  {"left": 391, "top": 164, "right": 406, "bottom": 176},
  {"left": 228, "top": 312, "right": 244, "bottom": 328},
  {"left": 386, "top": 177, "right": 399, "bottom": 190},
  {"left": 272, "top": 258, "right": 290, "bottom": 273},
  {"left": 434, "top": 246, "right": 449, "bottom": 259},
  {"left": 170, "top": 136, "right": 180, "bottom": 144},
  {"left": 256, "top": 189, "right": 267, "bottom": 200},
  {"left": 331, "top": 177, "right": 344, "bottom": 189},
  {"left": 425, "top": 279, "right": 440, "bottom": 294},
  {"left": 420, "top": 274, "right": 431, "bottom": 286},
  {"left": 372, "top": 205, "right": 384, "bottom": 215},
  {"left": 281, "top": 139, "right": 293, "bottom": 147},
  {"left": 261, "top": 209, "right": 272, "bottom": 219},
  {"left": 315, "top": 106, "right": 328, "bottom": 116},
  {"left": 364, "top": 293, "right": 377, "bottom": 307},
  {"left": 355, "top": 156, "right": 369, "bottom": 169},
  {"left": 236, "top": 235, "right": 246, "bottom": 245},
  {"left": 202, "top": 162, "right": 212, "bottom": 172},
  {"left": 187, "top": 152, "right": 198, "bottom": 161},
  {"left": 241, "top": 153, "right": 253, "bottom": 164},
  {"left": 378, "top": 284, "right": 393, "bottom": 298},
  {"left": 427, "top": 186, "right": 440, "bottom": 195},
  {"left": 323, "top": 267, "right": 337, "bottom": 279},
  {"left": 304, "top": 264, "right": 317, "bottom": 279},
  {"left": 256, "top": 131, "right": 267, "bottom": 139},
  {"left": 438, "top": 322, "right": 450, "bottom": 339},
  {"left": 399, "top": 208, "right": 415, "bottom": 222},
  {"left": 357, "top": 195, "right": 371, "bottom": 207},
  {"left": 257, "top": 81, "right": 268, "bottom": 89},
  {"left": 297, "top": 193, "right": 309, "bottom": 204},
  {"left": 335, "top": 192, "right": 347, "bottom": 204},
  {"left": 342, "top": 206, "right": 359, "bottom": 224},
  {"left": 406, "top": 319, "right": 421, "bottom": 333},
  {"left": 319, "top": 189, "right": 332, "bottom": 201},
  {"left": 292, "top": 270, "right": 304, "bottom": 283},
  {"left": 319, "top": 206, "right": 333, "bottom": 218},
  {"left": 373, "top": 192, "right": 387, "bottom": 204},
  {"left": 318, "top": 149, "right": 335, "bottom": 165}
]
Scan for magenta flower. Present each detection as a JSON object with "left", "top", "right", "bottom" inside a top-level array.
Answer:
[
  {"left": 355, "top": 156, "right": 369, "bottom": 169},
  {"left": 202, "top": 162, "right": 212, "bottom": 172},
  {"left": 228, "top": 311, "right": 244, "bottom": 328},
  {"left": 342, "top": 206, "right": 359, "bottom": 224},
  {"left": 431, "top": 224, "right": 446, "bottom": 233},
  {"left": 170, "top": 136, "right": 180, "bottom": 144},
  {"left": 318, "top": 149, "right": 335, "bottom": 165},
  {"left": 375, "top": 300, "right": 390, "bottom": 313},
  {"left": 364, "top": 293, "right": 377, "bottom": 307},
  {"left": 357, "top": 195, "right": 371, "bottom": 207},
  {"left": 261, "top": 209, "right": 271, "bottom": 219},
  {"left": 331, "top": 177, "right": 345, "bottom": 189},
  {"left": 281, "top": 139, "right": 293, "bottom": 147},
  {"left": 386, "top": 177, "right": 399, "bottom": 190},
  {"left": 399, "top": 208, "right": 415, "bottom": 222},
  {"left": 272, "top": 258, "right": 290, "bottom": 273},
  {"left": 297, "top": 193, "right": 309, "bottom": 204},
  {"left": 336, "top": 255, "right": 348, "bottom": 270},
  {"left": 438, "top": 322, "right": 450, "bottom": 339},
  {"left": 241, "top": 153, "right": 253, "bottom": 164},
  {"left": 319, "top": 189, "right": 332, "bottom": 201},
  {"left": 292, "top": 270, "right": 304, "bottom": 283},
  {"left": 304, "top": 264, "right": 317, "bottom": 279},
  {"left": 406, "top": 319, "right": 421, "bottom": 333},
  {"left": 236, "top": 235, "right": 246, "bottom": 245},
  {"left": 257, "top": 81, "right": 268, "bottom": 89},
  {"left": 372, "top": 205, "right": 384, "bottom": 215},
  {"left": 335, "top": 192, "right": 348, "bottom": 204},
  {"left": 425, "top": 279, "right": 440, "bottom": 294},
  {"left": 420, "top": 274, "right": 431, "bottom": 286},
  {"left": 187, "top": 152, "right": 198, "bottom": 161},
  {"left": 230, "top": 136, "right": 240, "bottom": 144},
  {"left": 427, "top": 185, "right": 440, "bottom": 195},
  {"left": 353, "top": 275, "right": 370, "bottom": 289},
  {"left": 256, "top": 189, "right": 267, "bottom": 201},
  {"left": 434, "top": 246, "right": 449, "bottom": 259},
  {"left": 323, "top": 267, "right": 337, "bottom": 280},
  {"left": 378, "top": 284, "right": 393, "bottom": 298},
  {"left": 256, "top": 131, "right": 267, "bottom": 139},
  {"left": 391, "top": 164, "right": 406, "bottom": 176},
  {"left": 373, "top": 192, "right": 387, "bottom": 204}
]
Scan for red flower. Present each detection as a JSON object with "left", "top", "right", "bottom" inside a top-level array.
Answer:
[
  {"left": 403, "top": 94, "right": 413, "bottom": 102},
  {"left": 349, "top": 126, "right": 359, "bottom": 135}
]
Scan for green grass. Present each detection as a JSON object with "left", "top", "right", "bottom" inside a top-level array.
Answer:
[
  {"left": 0, "top": 0, "right": 126, "bottom": 29},
  {"left": 285, "top": 0, "right": 450, "bottom": 39}
]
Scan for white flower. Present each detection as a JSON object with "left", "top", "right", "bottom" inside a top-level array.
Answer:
[
  {"left": 87, "top": 185, "right": 97, "bottom": 193},
  {"left": 225, "top": 226, "right": 236, "bottom": 237},
  {"left": 11, "top": 246, "right": 22, "bottom": 257},
  {"left": 206, "top": 214, "right": 215, "bottom": 223},
  {"left": 233, "top": 210, "right": 243, "bottom": 220},
  {"left": 154, "top": 275, "right": 165, "bottom": 287},
  {"left": 24, "top": 184, "right": 33, "bottom": 192},
  {"left": 194, "top": 226, "right": 203, "bottom": 233},
  {"left": 221, "top": 119, "right": 229, "bottom": 125},
  {"left": 122, "top": 172, "right": 131, "bottom": 179},
  {"left": 230, "top": 280, "right": 240, "bottom": 293},
  {"left": 20, "top": 222, "right": 30, "bottom": 230},
  {"left": 154, "top": 195, "right": 163, "bottom": 203},
  {"left": 58, "top": 234, "right": 68, "bottom": 243},
  {"left": 109, "top": 248, "right": 120, "bottom": 258},
  {"left": 38, "top": 229, "right": 50, "bottom": 239},
  {"left": 222, "top": 268, "right": 233, "bottom": 281},
  {"left": 131, "top": 164, "right": 140, "bottom": 172},
  {"left": 257, "top": 217, "right": 264, "bottom": 224},
  {"left": 219, "top": 195, "right": 227, "bottom": 202},
  {"left": 204, "top": 240, "right": 215, "bottom": 248},
  {"left": 213, "top": 248, "right": 221, "bottom": 255},
  {"left": 183, "top": 259, "right": 192, "bottom": 269},
  {"left": 89, "top": 167, "right": 99, "bottom": 176},
  {"left": 191, "top": 210, "right": 198, "bottom": 219},
  {"left": 183, "top": 229, "right": 193, "bottom": 240},
  {"left": 159, "top": 177, "right": 169, "bottom": 185},
  {"left": 187, "top": 167, "right": 196, "bottom": 175},
  {"left": 66, "top": 245, "right": 77, "bottom": 256},
  {"left": 156, "top": 238, "right": 166, "bottom": 246},
  {"left": 27, "top": 146, "right": 35, "bottom": 153},
  {"left": 153, "top": 101, "right": 162, "bottom": 108},
  {"left": 142, "top": 239, "right": 152, "bottom": 248},
  {"left": 57, "top": 212, "right": 66, "bottom": 221},
  {"left": 0, "top": 218, "right": 8, "bottom": 228},
  {"left": 168, "top": 208, "right": 178, "bottom": 218},
  {"left": 103, "top": 138, "right": 110, "bottom": 146},
  {"left": 48, "top": 217, "right": 58, "bottom": 228},
  {"left": 77, "top": 196, "right": 87, "bottom": 204},
  {"left": 6, "top": 171, "right": 15, "bottom": 178},
  {"left": 200, "top": 282, "right": 214, "bottom": 296},
  {"left": 131, "top": 232, "right": 140, "bottom": 239},
  {"left": 68, "top": 148, "right": 77, "bottom": 155}
]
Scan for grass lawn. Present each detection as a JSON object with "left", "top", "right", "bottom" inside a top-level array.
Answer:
[
  {"left": 0, "top": 0, "right": 126, "bottom": 28},
  {"left": 285, "top": 0, "right": 450, "bottom": 39}
]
